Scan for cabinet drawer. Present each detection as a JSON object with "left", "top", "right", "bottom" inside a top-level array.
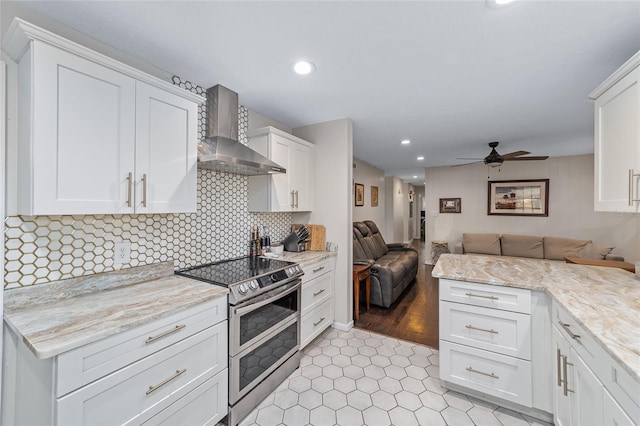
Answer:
[
  {"left": 301, "top": 259, "right": 332, "bottom": 283},
  {"left": 56, "top": 296, "right": 227, "bottom": 397},
  {"left": 440, "top": 301, "right": 531, "bottom": 360},
  {"left": 301, "top": 299, "right": 332, "bottom": 348},
  {"left": 440, "top": 279, "right": 531, "bottom": 314},
  {"left": 605, "top": 359, "right": 640, "bottom": 425},
  {"left": 302, "top": 272, "right": 332, "bottom": 311},
  {"left": 56, "top": 321, "right": 227, "bottom": 425},
  {"left": 440, "top": 341, "right": 532, "bottom": 407},
  {"left": 142, "top": 368, "right": 228, "bottom": 426}
]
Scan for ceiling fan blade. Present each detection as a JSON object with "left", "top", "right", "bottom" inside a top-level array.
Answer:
[
  {"left": 504, "top": 156, "right": 549, "bottom": 161},
  {"left": 451, "top": 161, "right": 483, "bottom": 167},
  {"left": 500, "top": 150, "right": 530, "bottom": 160}
]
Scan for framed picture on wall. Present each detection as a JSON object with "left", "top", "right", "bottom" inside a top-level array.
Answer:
[
  {"left": 488, "top": 179, "right": 549, "bottom": 216},
  {"left": 355, "top": 183, "right": 364, "bottom": 206},
  {"left": 371, "top": 186, "right": 379, "bottom": 206},
  {"left": 439, "top": 198, "right": 461, "bottom": 213}
]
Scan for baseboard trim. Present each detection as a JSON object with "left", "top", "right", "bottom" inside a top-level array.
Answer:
[{"left": 332, "top": 321, "right": 353, "bottom": 331}]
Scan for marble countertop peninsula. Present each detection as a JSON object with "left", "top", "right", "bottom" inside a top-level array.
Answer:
[
  {"left": 4, "top": 261, "right": 228, "bottom": 359},
  {"left": 432, "top": 253, "right": 640, "bottom": 383}
]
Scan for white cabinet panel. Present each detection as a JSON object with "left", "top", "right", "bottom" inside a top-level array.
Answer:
[
  {"left": 440, "top": 279, "right": 531, "bottom": 314},
  {"left": 604, "top": 389, "right": 635, "bottom": 426},
  {"left": 571, "top": 348, "right": 604, "bottom": 426},
  {"left": 440, "top": 340, "right": 533, "bottom": 407},
  {"left": 440, "top": 300, "right": 531, "bottom": 360},
  {"left": 135, "top": 82, "right": 198, "bottom": 213},
  {"left": 300, "top": 257, "right": 335, "bottom": 348},
  {"left": 301, "top": 299, "right": 333, "bottom": 349},
  {"left": 302, "top": 272, "right": 332, "bottom": 312},
  {"left": 592, "top": 55, "right": 640, "bottom": 212}
]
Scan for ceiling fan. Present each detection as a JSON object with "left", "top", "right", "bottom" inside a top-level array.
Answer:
[{"left": 454, "top": 141, "right": 549, "bottom": 167}]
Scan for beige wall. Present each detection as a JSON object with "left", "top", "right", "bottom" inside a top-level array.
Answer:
[
  {"left": 425, "top": 154, "right": 640, "bottom": 263},
  {"left": 352, "top": 158, "right": 386, "bottom": 235},
  {"left": 385, "top": 176, "right": 410, "bottom": 244}
]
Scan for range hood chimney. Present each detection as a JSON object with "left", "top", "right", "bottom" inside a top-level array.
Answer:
[{"left": 198, "top": 85, "right": 286, "bottom": 175}]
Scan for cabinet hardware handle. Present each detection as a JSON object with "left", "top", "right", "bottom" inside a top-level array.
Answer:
[
  {"left": 313, "top": 289, "right": 326, "bottom": 296},
  {"left": 465, "top": 324, "right": 498, "bottom": 334},
  {"left": 142, "top": 173, "right": 148, "bottom": 207},
  {"left": 466, "top": 366, "right": 499, "bottom": 379},
  {"left": 313, "top": 266, "right": 325, "bottom": 273},
  {"left": 145, "top": 324, "right": 186, "bottom": 344},
  {"left": 629, "top": 169, "right": 640, "bottom": 206},
  {"left": 557, "top": 349, "right": 563, "bottom": 387},
  {"left": 562, "top": 355, "right": 574, "bottom": 396},
  {"left": 291, "top": 191, "right": 295, "bottom": 208},
  {"left": 295, "top": 190, "right": 299, "bottom": 208},
  {"left": 127, "top": 172, "right": 133, "bottom": 207},
  {"left": 313, "top": 317, "right": 326, "bottom": 326},
  {"left": 464, "top": 292, "right": 498, "bottom": 301},
  {"left": 146, "top": 368, "right": 186, "bottom": 395},
  {"left": 559, "top": 321, "right": 581, "bottom": 340}
]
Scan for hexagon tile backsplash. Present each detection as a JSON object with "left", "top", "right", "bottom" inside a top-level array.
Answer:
[{"left": 3, "top": 78, "right": 292, "bottom": 289}]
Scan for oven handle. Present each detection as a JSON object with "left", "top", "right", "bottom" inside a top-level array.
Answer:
[{"left": 233, "top": 279, "right": 301, "bottom": 317}]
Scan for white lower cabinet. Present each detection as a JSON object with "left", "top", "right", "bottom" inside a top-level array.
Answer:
[
  {"left": 552, "top": 301, "right": 638, "bottom": 426},
  {"left": 300, "top": 258, "right": 335, "bottom": 348},
  {"left": 3, "top": 298, "right": 228, "bottom": 425}
]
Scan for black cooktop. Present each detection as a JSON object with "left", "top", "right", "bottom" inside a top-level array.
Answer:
[{"left": 176, "top": 256, "right": 296, "bottom": 287}]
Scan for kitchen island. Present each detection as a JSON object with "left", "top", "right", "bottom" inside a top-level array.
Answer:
[
  {"left": 2, "top": 261, "right": 229, "bottom": 425},
  {"left": 432, "top": 253, "right": 640, "bottom": 425}
]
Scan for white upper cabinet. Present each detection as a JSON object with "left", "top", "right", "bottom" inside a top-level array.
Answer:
[
  {"left": 247, "top": 126, "right": 314, "bottom": 212},
  {"left": 590, "top": 51, "right": 640, "bottom": 213},
  {"left": 2, "top": 19, "right": 202, "bottom": 215}
]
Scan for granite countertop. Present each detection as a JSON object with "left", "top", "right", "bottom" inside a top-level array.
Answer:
[
  {"left": 3, "top": 261, "right": 228, "bottom": 359},
  {"left": 432, "top": 253, "right": 640, "bottom": 383},
  {"left": 269, "top": 250, "right": 337, "bottom": 267}
]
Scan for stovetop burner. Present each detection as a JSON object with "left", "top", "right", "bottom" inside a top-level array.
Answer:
[{"left": 176, "top": 256, "right": 303, "bottom": 304}]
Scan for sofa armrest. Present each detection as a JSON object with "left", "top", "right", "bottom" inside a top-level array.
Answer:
[
  {"left": 386, "top": 243, "right": 406, "bottom": 250},
  {"left": 604, "top": 253, "right": 625, "bottom": 261},
  {"left": 354, "top": 259, "right": 375, "bottom": 266},
  {"left": 453, "top": 242, "right": 464, "bottom": 254}
]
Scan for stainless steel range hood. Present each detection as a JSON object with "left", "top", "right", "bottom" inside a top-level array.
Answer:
[{"left": 198, "top": 85, "right": 286, "bottom": 175}]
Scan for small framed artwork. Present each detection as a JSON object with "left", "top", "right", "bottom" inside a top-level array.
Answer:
[
  {"left": 355, "top": 183, "right": 364, "bottom": 206},
  {"left": 439, "top": 198, "right": 461, "bottom": 213},
  {"left": 488, "top": 179, "right": 549, "bottom": 216},
  {"left": 371, "top": 186, "right": 379, "bottom": 206}
]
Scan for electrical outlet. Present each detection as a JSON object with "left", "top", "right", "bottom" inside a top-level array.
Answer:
[{"left": 113, "top": 242, "right": 131, "bottom": 265}]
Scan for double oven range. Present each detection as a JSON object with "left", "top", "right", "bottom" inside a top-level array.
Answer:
[{"left": 177, "top": 256, "right": 304, "bottom": 426}]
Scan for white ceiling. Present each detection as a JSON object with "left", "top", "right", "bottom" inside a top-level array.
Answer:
[{"left": 3, "top": 1, "right": 640, "bottom": 185}]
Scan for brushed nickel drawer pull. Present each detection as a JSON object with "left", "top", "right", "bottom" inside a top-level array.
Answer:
[
  {"left": 557, "top": 349, "right": 563, "bottom": 387},
  {"left": 295, "top": 190, "right": 299, "bottom": 208},
  {"left": 127, "top": 172, "right": 133, "bottom": 207},
  {"left": 464, "top": 292, "right": 498, "bottom": 301},
  {"left": 466, "top": 366, "right": 499, "bottom": 379},
  {"left": 142, "top": 173, "right": 148, "bottom": 207},
  {"left": 146, "top": 368, "right": 186, "bottom": 395},
  {"left": 145, "top": 324, "right": 186, "bottom": 344},
  {"left": 465, "top": 324, "right": 499, "bottom": 334},
  {"left": 559, "top": 321, "right": 581, "bottom": 340},
  {"left": 562, "top": 356, "right": 574, "bottom": 396},
  {"left": 313, "top": 266, "right": 325, "bottom": 273},
  {"left": 313, "top": 289, "right": 326, "bottom": 296},
  {"left": 313, "top": 317, "right": 326, "bottom": 327},
  {"left": 291, "top": 191, "right": 295, "bottom": 209}
]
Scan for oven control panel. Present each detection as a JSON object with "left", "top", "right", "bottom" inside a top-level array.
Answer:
[{"left": 229, "top": 263, "right": 304, "bottom": 304}]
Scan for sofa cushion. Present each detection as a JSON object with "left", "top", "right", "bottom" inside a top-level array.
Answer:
[
  {"left": 363, "top": 220, "right": 390, "bottom": 257},
  {"left": 462, "top": 233, "right": 501, "bottom": 256},
  {"left": 501, "top": 234, "right": 544, "bottom": 259},
  {"left": 575, "top": 242, "right": 615, "bottom": 260},
  {"left": 544, "top": 237, "right": 591, "bottom": 260}
]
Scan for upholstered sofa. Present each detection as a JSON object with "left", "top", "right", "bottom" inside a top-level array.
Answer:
[
  {"left": 353, "top": 221, "right": 419, "bottom": 308},
  {"left": 454, "top": 233, "right": 624, "bottom": 261}
]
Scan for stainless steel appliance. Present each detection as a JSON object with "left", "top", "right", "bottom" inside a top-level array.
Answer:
[{"left": 177, "top": 257, "right": 304, "bottom": 425}]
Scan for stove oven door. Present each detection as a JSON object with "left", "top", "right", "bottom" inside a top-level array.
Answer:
[{"left": 229, "top": 279, "right": 300, "bottom": 357}]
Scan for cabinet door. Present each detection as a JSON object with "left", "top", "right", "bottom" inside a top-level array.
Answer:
[
  {"left": 552, "top": 325, "right": 572, "bottom": 426},
  {"left": 26, "top": 41, "right": 136, "bottom": 215},
  {"left": 135, "top": 82, "right": 198, "bottom": 213},
  {"left": 603, "top": 389, "right": 635, "bottom": 426},
  {"left": 594, "top": 67, "right": 640, "bottom": 212},
  {"left": 269, "top": 134, "right": 293, "bottom": 211},
  {"left": 290, "top": 142, "right": 313, "bottom": 211},
  {"left": 571, "top": 347, "right": 604, "bottom": 426}
]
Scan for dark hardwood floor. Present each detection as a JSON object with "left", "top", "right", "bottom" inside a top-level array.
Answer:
[{"left": 354, "top": 240, "right": 439, "bottom": 349}]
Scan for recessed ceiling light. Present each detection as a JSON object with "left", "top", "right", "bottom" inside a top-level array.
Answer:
[
  {"left": 401, "top": 140, "right": 411, "bottom": 145},
  {"left": 486, "top": 0, "right": 515, "bottom": 7},
  {"left": 413, "top": 175, "right": 418, "bottom": 178},
  {"left": 292, "top": 61, "right": 315, "bottom": 75},
  {"left": 417, "top": 156, "right": 424, "bottom": 161}
]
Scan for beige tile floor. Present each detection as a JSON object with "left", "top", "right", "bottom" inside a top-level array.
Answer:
[{"left": 239, "top": 328, "right": 552, "bottom": 426}]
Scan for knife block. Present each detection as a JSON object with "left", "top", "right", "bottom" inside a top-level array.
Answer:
[
  {"left": 292, "top": 224, "right": 325, "bottom": 251},
  {"left": 284, "top": 232, "right": 306, "bottom": 252}
]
